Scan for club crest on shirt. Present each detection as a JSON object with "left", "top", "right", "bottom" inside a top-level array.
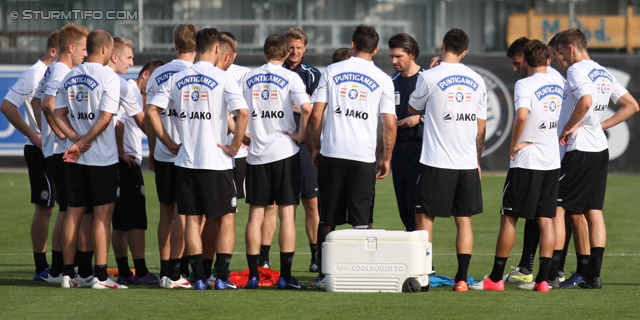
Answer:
[{"left": 394, "top": 92, "right": 400, "bottom": 105}]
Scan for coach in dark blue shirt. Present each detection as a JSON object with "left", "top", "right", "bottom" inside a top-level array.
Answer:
[{"left": 385, "top": 33, "right": 425, "bottom": 231}]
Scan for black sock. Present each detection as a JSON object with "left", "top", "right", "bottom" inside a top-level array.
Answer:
[
  {"left": 455, "top": 254, "right": 471, "bottom": 283},
  {"left": 247, "top": 254, "right": 260, "bottom": 278},
  {"left": 160, "top": 260, "right": 169, "bottom": 278},
  {"left": 259, "top": 245, "right": 271, "bottom": 263},
  {"left": 94, "top": 264, "right": 108, "bottom": 281},
  {"left": 309, "top": 244, "right": 318, "bottom": 261},
  {"left": 180, "top": 256, "right": 190, "bottom": 276},
  {"left": 203, "top": 259, "right": 214, "bottom": 279},
  {"left": 188, "top": 255, "right": 206, "bottom": 282},
  {"left": 280, "top": 252, "right": 294, "bottom": 280},
  {"left": 548, "top": 250, "right": 562, "bottom": 281},
  {"left": 63, "top": 264, "right": 76, "bottom": 277},
  {"left": 216, "top": 253, "right": 232, "bottom": 281},
  {"left": 33, "top": 252, "right": 49, "bottom": 273},
  {"left": 536, "top": 257, "right": 552, "bottom": 283},
  {"left": 518, "top": 219, "right": 539, "bottom": 272},
  {"left": 168, "top": 258, "right": 181, "bottom": 281},
  {"left": 587, "top": 247, "right": 605, "bottom": 280},
  {"left": 560, "top": 223, "right": 572, "bottom": 274},
  {"left": 74, "top": 248, "right": 81, "bottom": 267},
  {"left": 116, "top": 257, "right": 133, "bottom": 278},
  {"left": 489, "top": 256, "right": 508, "bottom": 283},
  {"left": 50, "top": 250, "right": 63, "bottom": 277},
  {"left": 317, "top": 224, "right": 334, "bottom": 276},
  {"left": 77, "top": 251, "right": 94, "bottom": 278},
  {"left": 576, "top": 254, "right": 591, "bottom": 276},
  {"left": 133, "top": 258, "right": 149, "bottom": 278}
]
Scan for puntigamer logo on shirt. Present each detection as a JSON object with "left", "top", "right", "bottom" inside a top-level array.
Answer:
[
  {"left": 332, "top": 73, "right": 379, "bottom": 91},
  {"left": 437, "top": 75, "right": 478, "bottom": 92},
  {"left": 175, "top": 75, "right": 218, "bottom": 90},
  {"left": 588, "top": 68, "right": 612, "bottom": 83},
  {"left": 246, "top": 73, "right": 289, "bottom": 89},
  {"left": 155, "top": 71, "right": 177, "bottom": 86},
  {"left": 64, "top": 75, "right": 99, "bottom": 90},
  {"left": 534, "top": 85, "right": 563, "bottom": 100}
]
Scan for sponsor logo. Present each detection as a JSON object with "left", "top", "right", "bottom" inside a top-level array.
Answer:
[
  {"left": 538, "top": 120, "right": 547, "bottom": 132},
  {"left": 260, "top": 110, "right": 285, "bottom": 118},
  {"left": 261, "top": 89, "right": 269, "bottom": 100},
  {"left": 116, "top": 187, "right": 120, "bottom": 198},
  {"left": 332, "top": 72, "right": 379, "bottom": 91},
  {"left": 344, "top": 108, "right": 369, "bottom": 120},
  {"left": 63, "top": 75, "right": 99, "bottom": 90},
  {"left": 437, "top": 75, "right": 479, "bottom": 91},
  {"left": 333, "top": 263, "right": 408, "bottom": 273},
  {"left": 188, "top": 111, "right": 211, "bottom": 120},
  {"left": 588, "top": 68, "right": 612, "bottom": 83},
  {"left": 40, "top": 190, "right": 49, "bottom": 200},
  {"left": 548, "top": 101, "right": 557, "bottom": 112},
  {"left": 455, "top": 91, "right": 464, "bottom": 103},
  {"left": 139, "top": 185, "right": 145, "bottom": 196},
  {"left": 75, "top": 91, "right": 84, "bottom": 102},
  {"left": 334, "top": 106, "right": 342, "bottom": 117},
  {"left": 245, "top": 73, "right": 289, "bottom": 89},
  {"left": 191, "top": 91, "right": 200, "bottom": 102},
  {"left": 76, "top": 112, "right": 95, "bottom": 120},
  {"left": 550, "top": 121, "right": 557, "bottom": 129},
  {"left": 443, "top": 111, "right": 453, "bottom": 123},
  {"left": 155, "top": 71, "right": 177, "bottom": 86},
  {"left": 594, "top": 104, "right": 607, "bottom": 113},
  {"left": 348, "top": 89, "right": 358, "bottom": 100},
  {"left": 534, "top": 84, "right": 563, "bottom": 100},
  {"left": 175, "top": 75, "right": 218, "bottom": 90},
  {"left": 456, "top": 113, "right": 476, "bottom": 121},
  {"left": 231, "top": 197, "right": 237, "bottom": 207},
  {"left": 469, "top": 66, "right": 514, "bottom": 157},
  {"left": 251, "top": 109, "right": 259, "bottom": 120},
  {"left": 179, "top": 110, "right": 187, "bottom": 121}
]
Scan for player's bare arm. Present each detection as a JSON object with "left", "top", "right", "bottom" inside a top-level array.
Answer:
[
  {"left": 476, "top": 118, "right": 486, "bottom": 176},
  {"left": 218, "top": 108, "right": 249, "bottom": 156},
  {"left": 601, "top": 93, "right": 640, "bottom": 130},
  {"left": 286, "top": 102, "right": 312, "bottom": 143},
  {"left": 377, "top": 113, "right": 397, "bottom": 180},
  {"left": 310, "top": 101, "right": 327, "bottom": 170},
  {"left": 509, "top": 108, "right": 532, "bottom": 161},
  {"left": 146, "top": 104, "right": 180, "bottom": 155},
  {"left": 42, "top": 94, "right": 66, "bottom": 139},
  {"left": 52, "top": 107, "right": 79, "bottom": 143},
  {"left": 115, "top": 119, "right": 136, "bottom": 167},
  {"left": 408, "top": 103, "right": 420, "bottom": 116},
  {"left": 144, "top": 104, "right": 157, "bottom": 171},
  {"left": 560, "top": 94, "right": 592, "bottom": 146},
  {"left": 1, "top": 99, "right": 42, "bottom": 149},
  {"left": 65, "top": 111, "right": 114, "bottom": 162}
]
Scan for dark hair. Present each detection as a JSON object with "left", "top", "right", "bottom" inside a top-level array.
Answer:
[
  {"left": 87, "top": 30, "right": 113, "bottom": 56},
  {"left": 221, "top": 31, "right": 236, "bottom": 41},
  {"left": 557, "top": 29, "right": 587, "bottom": 51},
  {"left": 506, "top": 36, "right": 530, "bottom": 58},
  {"left": 352, "top": 24, "right": 379, "bottom": 54},
  {"left": 547, "top": 33, "right": 560, "bottom": 49},
  {"left": 523, "top": 40, "right": 550, "bottom": 68},
  {"left": 284, "top": 27, "right": 307, "bottom": 46},
  {"left": 442, "top": 28, "right": 469, "bottom": 55},
  {"left": 388, "top": 33, "right": 420, "bottom": 58},
  {"left": 263, "top": 34, "right": 289, "bottom": 61},
  {"left": 174, "top": 24, "right": 198, "bottom": 53},
  {"left": 46, "top": 31, "right": 58, "bottom": 50},
  {"left": 195, "top": 28, "right": 221, "bottom": 55},
  {"left": 332, "top": 47, "right": 351, "bottom": 63},
  {"left": 139, "top": 59, "right": 165, "bottom": 78}
]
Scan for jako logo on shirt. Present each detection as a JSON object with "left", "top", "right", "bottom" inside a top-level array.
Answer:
[
  {"left": 334, "top": 106, "right": 342, "bottom": 117},
  {"left": 251, "top": 109, "right": 259, "bottom": 120},
  {"left": 443, "top": 111, "right": 453, "bottom": 123},
  {"left": 344, "top": 108, "right": 368, "bottom": 120},
  {"left": 455, "top": 113, "right": 476, "bottom": 121},
  {"left": 260, "top": 110, "right": 284, "bottom": 118},
  {"left": 332, "top": 73, "right": 379, "bottom": 91},
  {"left": 76, "top": 112, "right": 95, "bottom": 120}
]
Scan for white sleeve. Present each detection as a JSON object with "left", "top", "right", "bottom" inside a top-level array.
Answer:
[
  {"left": 476, "top": 79, "right": 488, "bottom": 120},
  {"left": 100, "top": 73, "right": 120, "bottom": 114},
  {"left": 290, "top": 74, "right": 311, "bottom": 108},
  {"left": 609, "top": 72, "right": 628, "bottom": 104},
  {"left": 312, "top": 69, "right": 330, "bottom": 104},
  {"left": 567, "top": 67, "right": 591, "bottom": 101},
  {"left": 379, "top": 76, "right": 396, "bottom": 116},
  {"left": 147, "top": 76, "right": 172, "bottom": 110},
  {"left": 513, "top": 80, "right": 532, "bottom": 112},
  {"left": 408, "top": 74, "right": 429, "bottom": 111},
  {"left": 224, "top": 74, "right": 248, "bottom": 112},
  {"left": 119, "top": 79, "right": 143, "bottom": 116},
  {"left": 54, "top": 85, "right": 67, "bottom": 110},
  {"left": 3, "top": 69, "right": 36, "bottom": 107}
]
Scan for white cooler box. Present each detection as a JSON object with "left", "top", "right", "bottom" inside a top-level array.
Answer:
[{"left": 323, "top": 229, "right": 433, "bottom": 293}]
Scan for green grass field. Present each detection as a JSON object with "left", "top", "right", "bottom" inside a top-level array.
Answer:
[{"left": 0, "top": 172, "right": 639, "bottom": 319}]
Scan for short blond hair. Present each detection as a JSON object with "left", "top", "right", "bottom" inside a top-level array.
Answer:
[
  {"left": 58, "top": 22, "right": 89, "bottom": 52},
  {"left": 219, "top": 34, "right": 238, "bottom": 55},
  {"left": 113, "top": 36, "right": 134, "bottom": 54},
  {"left": 174, "top": 24, "right": 198, "bottom": 53}
]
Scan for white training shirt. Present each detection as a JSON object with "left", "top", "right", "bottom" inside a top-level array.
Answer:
[
  {"left": 511, "top": 72, "right": 562, "bottom": 170},
  {"left": 36, "top": 61, "right": 71, "bottom": 157},
  {"left": 55, "top": 62, "right": 120, "bottom": 166},
  {"left": 116, "top": 79, "right": 146, "bottom": 165},
  {"left": 562, "top": 60, "right": 627, "bottom": 152},
  {"left": 227, "top": 63, "right": 251, "bottom": 159},
  {"left": 313, "top": 57, "right": 396, "bottom": 163},
  {"left": 3, "top": 60, "right": 48, "bottom": 147},
  {"left": 409, "top": 62, "right": 488, "bottom": 170},
  {"left": 240, "top": 63, "right": 310, "bottom": 165},
  {"left": 547, "top": 66, "right": 565, "bottom": 86},
  {"left": 151, "top": 61, "right": 248, "bottom": 170},
  {"left": 146, "top": 59, "right": 192, "bottom": 162}
]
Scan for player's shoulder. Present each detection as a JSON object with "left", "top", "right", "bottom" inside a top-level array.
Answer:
[
  {"left": 22, "top": 60, "right": 46, "bottom": 78},
  {"left": 299, "top": 62, "right": 320, "bottom": 74}
]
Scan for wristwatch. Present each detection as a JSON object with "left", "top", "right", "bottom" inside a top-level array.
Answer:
[{"left": 419, "top": 115, "right": 425, "bottom": 124}]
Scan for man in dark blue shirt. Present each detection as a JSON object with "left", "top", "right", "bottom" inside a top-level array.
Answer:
[{"left": 384, "top": 33, "right": 425, "bottom": 231}]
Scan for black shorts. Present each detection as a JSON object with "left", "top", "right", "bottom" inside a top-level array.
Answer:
[
  {"left": 501, "top": 168, "right": 559, "bottom": 220},
  {"left": 317, "top": 155, "right": 375, "bottom": 226},
  {"left": 154, "top": 159, "right": 177, "bottom": 205},
  {"left": 113, "top": 161, "right": 147, "bottom": 231},
  {"left": 558, "top": 149, "right": 608, "bottom": 213},
  {"left": 176, "top": 167, "right": 237, "bottom": 218},
  {"left": 24, "top": 145, "right": 54, "bottom": 207},
  {"left": 67, "top": 163, "right": 119, "bottom": 207},
  {"left": 246, "top": 154, "right": 301, "bottom": 206},
  {"left": 415, "top": 164, "right": 483, "bottom": 218},
  {"left": 299, "top": 144, "right": 318, "bottom": 199},
  {"left": 234, "top": 157, "right": 247, "bottom": 199}
]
